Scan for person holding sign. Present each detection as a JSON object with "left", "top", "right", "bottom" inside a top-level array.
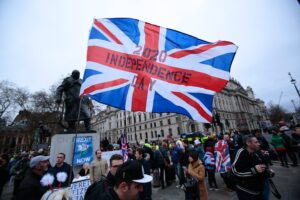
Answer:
[{"left": 78, "top": 163, "right": 90, "bottom": 177}]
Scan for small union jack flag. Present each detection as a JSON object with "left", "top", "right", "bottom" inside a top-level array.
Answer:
[
  {"left": 80, "top": 18, "right": 238, "bottom": 122},
  {"left": 120, "top": 134, "right": 128, "bottom": 161}
]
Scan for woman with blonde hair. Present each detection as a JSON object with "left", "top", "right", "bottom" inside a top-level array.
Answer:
[
  {"left": 78, "top": 162, "right": 90, "bottom": 177},
  {"left": 185, "top": 150, "right": 208, "bottom": 200}
]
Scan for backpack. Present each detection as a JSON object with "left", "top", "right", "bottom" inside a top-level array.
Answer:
[{"left": 84, "top": 176, "right": 110, "bottom": 200}]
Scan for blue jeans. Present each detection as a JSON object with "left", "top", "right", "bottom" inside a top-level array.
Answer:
[
  {"left": 175, "top": 163, "right": 185, "bottom": 185},
  {"left": 262, "top": 180, "right": 270, "bottom": 200}
]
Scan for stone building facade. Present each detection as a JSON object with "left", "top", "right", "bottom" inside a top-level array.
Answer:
[
  {"left": 91, "top": 79, "right": 270, "bottom": 143},
  {"left": 0, "top": 111, "right": 62, "bottom": 154},
  {"left": 213, "top": 79, "right": 269, "bottom": 133}
]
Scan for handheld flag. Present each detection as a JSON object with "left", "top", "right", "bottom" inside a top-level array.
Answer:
[
  {"left": 121, "top": 134, "right": 128, "bottom": 161},
  {"left": 80, "top": 18, "right": 238, "bottom": 122}
]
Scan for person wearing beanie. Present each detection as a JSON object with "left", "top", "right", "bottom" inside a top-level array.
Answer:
[
  {"left": 279, "top": 127, "right": 298, "bottom": 166},
  {"left": 194, "top": 139, "right": 205, "bottom": 162},
  {"left": 271, "top": 130, "right": 288, "bottom": 167},
  {"left": 16, "top": 155, "right": 49, "bottom": 200},
  {"left": 203, "top": 146, "right": 218, "bottom": 190}
]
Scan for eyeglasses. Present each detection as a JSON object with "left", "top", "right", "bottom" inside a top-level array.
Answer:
[{"left": 111, "top": 164, "right": 122, "bottom": 168}]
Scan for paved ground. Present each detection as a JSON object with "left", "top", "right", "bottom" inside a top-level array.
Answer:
[{"left": 152, "top": 162, "right": 300, "bottom": 200}]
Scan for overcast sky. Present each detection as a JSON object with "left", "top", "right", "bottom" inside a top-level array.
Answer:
[{"left": 0, "top": 0, "right": 299, "bottom": 112}]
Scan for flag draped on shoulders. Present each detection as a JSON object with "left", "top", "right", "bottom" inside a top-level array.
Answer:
[
  {"left": 80, "top": 18, "right": 238, "bottom": 122},
  {"left": 214, "top": 139, "right": 231, "bottom": 173}
]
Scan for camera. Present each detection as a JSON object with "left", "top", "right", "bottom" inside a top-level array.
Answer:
[{"left": 265, "top": 168, "right": 275, "bottom": 178}]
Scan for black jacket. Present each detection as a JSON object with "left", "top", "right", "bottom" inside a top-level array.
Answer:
[
  {"left": 16, "top": 169, "right": 47, "bottom": 200},
  {"left": 84, "top": 172, "right": 116, "bottom": 200},
  {"left": 232, "top": 148, "right": 269, "bottom": 195},
  {"left": 98, "top": 187, "right": 120, "bottom": 200},
  {"left": 49, "top": 162, "right": 74, "bottom": 187}
]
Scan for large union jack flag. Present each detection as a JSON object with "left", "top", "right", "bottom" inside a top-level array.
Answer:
[{"left": 80, "top": 18, "right": 238, "bottom": 122}]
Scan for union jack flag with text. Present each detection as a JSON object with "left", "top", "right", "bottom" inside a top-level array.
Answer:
[{"left": 80, "top": 18, "right": 238, "bottom": 122}]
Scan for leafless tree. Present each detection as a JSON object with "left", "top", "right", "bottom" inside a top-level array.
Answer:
[
  {"left": 267, "top": 102, "right": 290, "bottom": 124},
  {"left": 14, "top": 87, "right": 31, "bottom": 110}
]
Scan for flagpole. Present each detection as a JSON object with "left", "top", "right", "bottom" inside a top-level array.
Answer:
[
  {"left": 68, "top": 97, "right": 83, "bottom": 185},
  {"left": 133, "top": 113, "right": 138, "bottom": 145},
  {"left": 124, "top": 110, "right": 127, "bottom": 141}
]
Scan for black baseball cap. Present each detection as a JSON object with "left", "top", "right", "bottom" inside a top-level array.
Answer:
[{"left": 115, "top": 160, "right": 153, "bottom": 183}]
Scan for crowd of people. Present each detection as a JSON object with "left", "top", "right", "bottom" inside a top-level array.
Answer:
[{"left": 0, "top": 124, "right": 300, "bottom": 200}]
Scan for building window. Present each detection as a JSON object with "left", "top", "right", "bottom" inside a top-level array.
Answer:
[
  {"left": 169, "top": 128, "right": 172, "bottom": 135},
  {"left": 177, "top": 127, "right": 180, "bottom": 135},
  {"left": 145, "top": 132, "right": 148, "bottom": 139},
  {"left": 139, "top": 125, "right": 142, "bottom": 130},
  {"left": 139, "top": 115, "right": 141, "bottom": 122},
  {"left": 151, "top": 131, "right": 153, "bottom": 138},
  {"left": 160, "top": 120, "right": 163, "bottom": 126},
  {"left": 144, "top": 113, "right": 147, "bottom": 121},
  {"left": 168, "top": 119, "right": 171, "bottom": 125},
  {"left": 155, "top": 131, "right": 157, "bottom": 138},
  {"left": 140, "top": 133, "right": 142, "bottom": 140},
  {"left": 161, "top": 129, "right": 164, "bottom": 137},
  {"left": 191, "top": 124, "right": 195, "bottom": 132},
  {"left": 150, "top": 123, "right": 152, "bottom": 128},
  {"left": 154, "top": 122, "right": 156, "bottom": 127},
  {"left": 145, "top": 124, "right": 147, "bottom": 129}
]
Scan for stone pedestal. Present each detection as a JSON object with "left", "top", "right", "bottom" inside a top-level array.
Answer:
[{"left": 49, "top": 132, "right": 100, "bottom": 167}]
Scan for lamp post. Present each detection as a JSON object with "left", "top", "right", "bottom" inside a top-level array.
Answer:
[
  {"left": 291, "top": 99, "right": 297, "bottom": 112},
  {"left": 288, "top": 72, "right": 300, "bottom": 99}
]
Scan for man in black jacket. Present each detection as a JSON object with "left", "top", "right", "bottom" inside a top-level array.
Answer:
[
  {"left": 135, "top": 148, "right": 152, "bottom": 200},
  {"left": 84, "top": 154, "right": 124, "bottom": 200},
  {"left": 232, "top": 135, "right": 270, "bottom": 200},
  {"left": 16, "top": 155, "right": 49, "bottom": 200},
  {"left": 99, "top": 160, "right": 153, "bottom": 200},
  {"left": 49, "top": 153, "right": 74, "bottom": 187}
]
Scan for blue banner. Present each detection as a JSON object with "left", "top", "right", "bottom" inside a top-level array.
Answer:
[{"left": 73, "top": 136, "right": 93, "bottom": 166}]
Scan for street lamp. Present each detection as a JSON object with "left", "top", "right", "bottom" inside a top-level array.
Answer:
[{"left": 288, "top": 72, "right": 300, "bottom": 99}]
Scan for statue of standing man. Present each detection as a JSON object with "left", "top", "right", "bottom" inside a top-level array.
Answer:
[{"left": 56, "top": 70, "right": 92, "bottom": 132}]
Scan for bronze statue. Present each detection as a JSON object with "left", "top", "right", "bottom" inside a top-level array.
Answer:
[{"left": 56, "top": 70, "right": 92, "bottom": 132}]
